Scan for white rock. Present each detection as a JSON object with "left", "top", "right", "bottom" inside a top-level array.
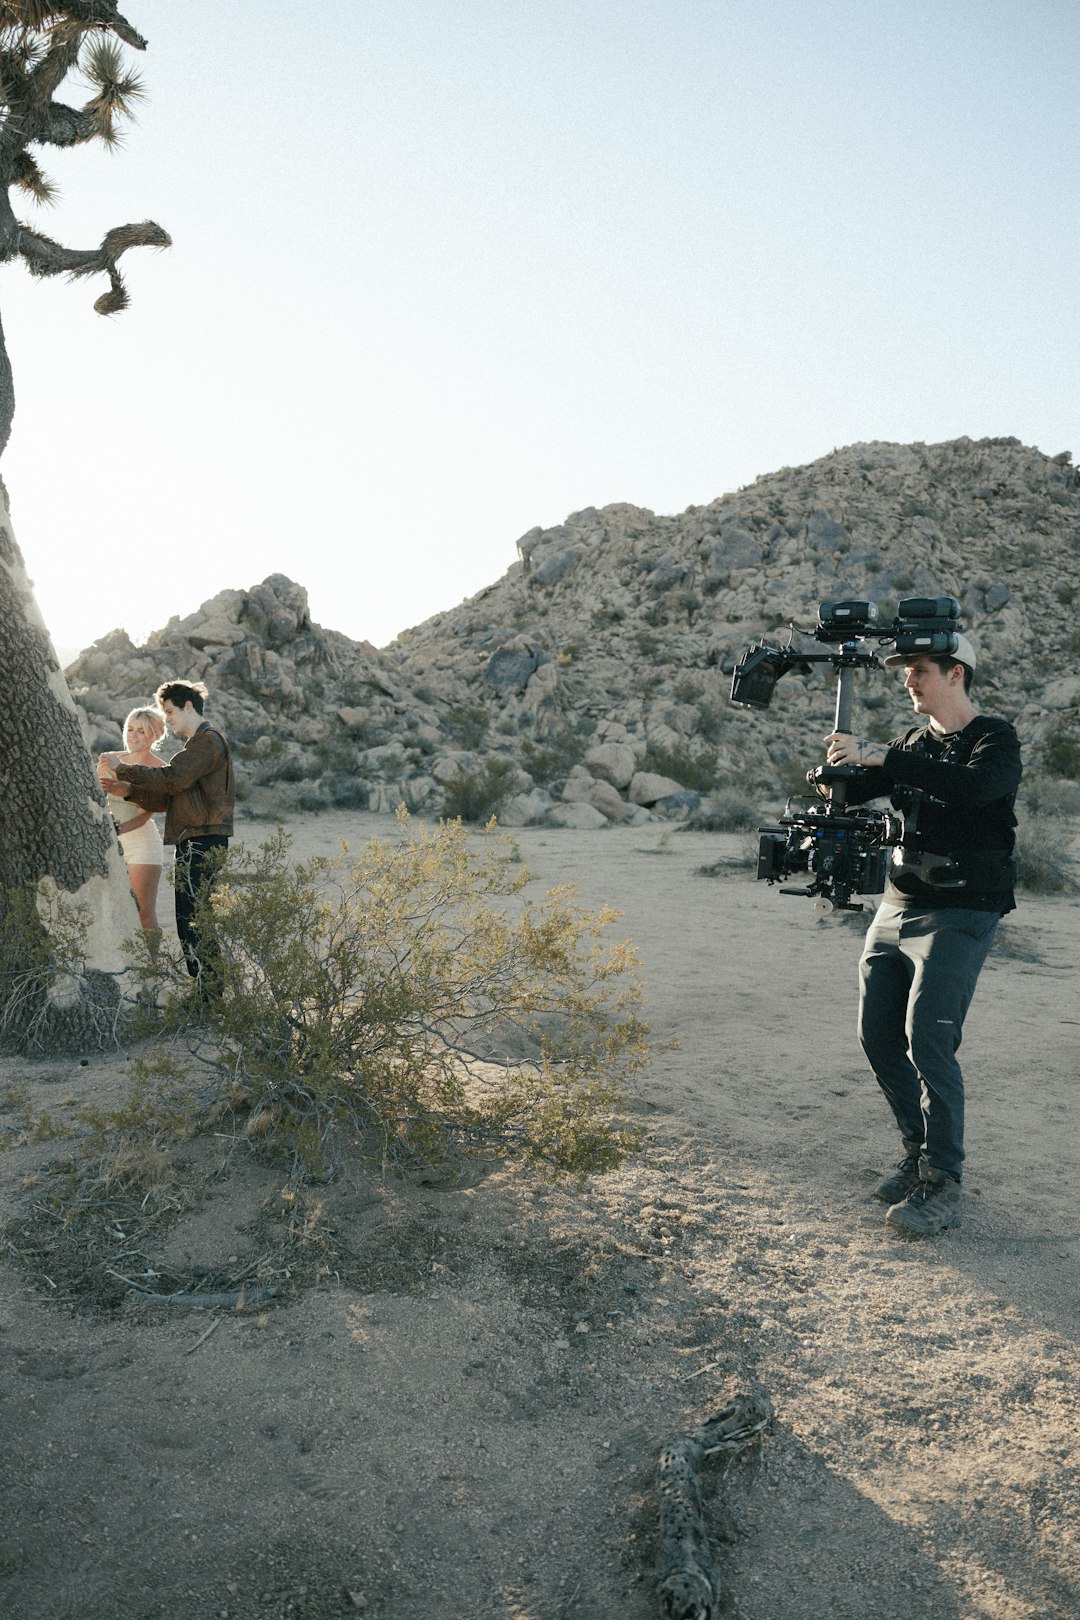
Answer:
[
  {"left": 545, "top": 802, "right": 608, "bottom": 829},
  {"left": 628, "top": 770, "right": 684, "bottom": 806},
  {"left": 1039, "top": 675, "right": 1080, "bottom": 710},
  {"left": 587, "top": 780, "right": 627, "bottom": 821},
  {"left": 498, "top": 788, "right": 555, "bottom": 827},
  {"left": 584, "top": 742, "right": 637, "bottom": 789}
]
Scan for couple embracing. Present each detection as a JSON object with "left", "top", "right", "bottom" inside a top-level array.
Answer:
[{"left": 99, "top": 680, "right": 234, "bottom": 998}]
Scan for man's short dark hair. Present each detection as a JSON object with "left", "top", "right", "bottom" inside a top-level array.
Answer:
[
  {"left": 926, "top": 654, "right": 974, "bottom": 694},
  {"left": 156, "top": 680, "right": 208, "bottom": 714}
]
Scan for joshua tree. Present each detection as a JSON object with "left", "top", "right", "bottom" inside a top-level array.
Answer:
[{"left": 0, "top": 1, "right": 169, "bottom": 1047}]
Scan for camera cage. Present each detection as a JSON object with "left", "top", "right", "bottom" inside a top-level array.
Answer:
[{"left": 728, "top": 597, "right": 963, "bottom": 912}]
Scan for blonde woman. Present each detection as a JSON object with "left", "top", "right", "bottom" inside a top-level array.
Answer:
[{"left": 99, "top": 708, "right": 168, "bottom": 930}]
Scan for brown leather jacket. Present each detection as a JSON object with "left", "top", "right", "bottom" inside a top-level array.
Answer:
[{"left": 116, "top": 722, "right": 235, "bottom": 845}]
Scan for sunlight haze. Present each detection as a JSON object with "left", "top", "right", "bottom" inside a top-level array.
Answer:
[{"left": 2, "top": 0, "right": 1075, "bottom": 661}]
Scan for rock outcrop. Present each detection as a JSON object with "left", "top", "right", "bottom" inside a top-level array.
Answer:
[{"left": 65, "top": 438, "right": 1080, "bottom": 826}]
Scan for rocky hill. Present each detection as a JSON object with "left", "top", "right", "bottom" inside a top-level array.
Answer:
[{"left": 66, "top": 436, "right": 1080, "bottom": 828}]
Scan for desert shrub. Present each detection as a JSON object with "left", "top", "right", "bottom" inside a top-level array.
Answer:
[
  {"left": 1042, "top": 727, "right": 1080, "bottom": 780},
  {"left": 442, "top": 758, "right": 519, "bottom": 821},
  {"left": 1021, "top": 776, "right": 1080, "bottom": 817},
  {"left": 674, "top": 589, "right": 702, "bottom": 625},
  {"left": 688, "top": 788, "right": 761, "bottom": 832},
  {"left": 771, "top": 757, "right": 817, "bottom": 801},
  {"left": 445, "top": 704, "right": 489, "bottom": 749},
  {"left": 521, "top": 724, "right": 590, "bottom": 786},
  {"left": 1014, "top": 806, "right": 1078, "bottom": 895},
  {"left": 696, "top": 701, "right": 724, "bottom": 743},
  {"left": 0, "top": 885, "right": 124, "bottom": 1055},
  {"left": 323, "top": 774, "right": 370, "bottom": 810},
  {"left": 643, "top": 745, "right": 720, "bottom": 794},
  {"left": 294, "top": 783, "right": 332, "bottom": 812},
  {"left": 146, "top": 819, "right": 648, "bottom": 1181}
]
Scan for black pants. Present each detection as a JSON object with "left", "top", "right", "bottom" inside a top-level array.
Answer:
[
  {"left": 857, "top": 903, "right": 999, "bottom": 1181},
  {"left": 174, "top": 836, "right": 229, "bottom": 993}
]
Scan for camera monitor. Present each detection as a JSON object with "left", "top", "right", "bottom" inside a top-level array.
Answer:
[{"left": 729, "top": 644, "right": 785, "bottom": 710}]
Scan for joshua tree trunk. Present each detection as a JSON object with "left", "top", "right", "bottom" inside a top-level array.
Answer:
[
  {"left": 0, "top": 4, "right": 168, "bottom": 1046},
  {"left": 0, "top": 480, "right": 137, "bottom": 956}
]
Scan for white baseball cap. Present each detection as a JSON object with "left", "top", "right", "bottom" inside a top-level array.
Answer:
[{"left": 883, "top": 632, "right": 977, "bottom": 671}]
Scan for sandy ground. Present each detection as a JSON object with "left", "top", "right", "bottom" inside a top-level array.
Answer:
[{"left": 1, "top": 809, "right": 1079, "bottom": 1620}]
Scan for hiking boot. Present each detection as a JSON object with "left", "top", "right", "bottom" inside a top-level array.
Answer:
[
  {"left": 872, "top": 1147, "right": 923, "bottom": 1204},
  {"left": 886, "top": 1168, "right": 962, "bottom": 1238}
]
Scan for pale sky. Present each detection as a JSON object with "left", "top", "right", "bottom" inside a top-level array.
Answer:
[{"left": 2, "top": 0, "right": 1075, "bottom": 662}]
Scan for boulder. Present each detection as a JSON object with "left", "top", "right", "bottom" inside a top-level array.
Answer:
[
  {"left": 521, "top": 660, "right": 559, "bottom": 725},
  {"left": 485, "top": 641, "right": 548, "bottom": 693},
  {"left": 584, "top": 742, "right": 636, "bottom": 789},
  {"left": 629, "top": 770, "right": 685, "bottom": 807},
  {"left": 498, "top": 787, "right": 555, "bottom": 827},
  {"left": 561, "top": 766, "right": 596, "bottom": 804},
  {"left": 587, "top": 779, "right": 627, "bottom": 821},
  {"left": 545, "top": 802, "right": 608, "bottom": 830},
  {"left": 1039, "top": 676, "right": 1080, "bottom": 711},
  {"left": 652, "top": 789, "right": 702, "bottom": 819},
  {"left": 187, "top": 621, "right": 247, "bottom": 650},
  {"left": 533, "top": 548, "right": 582, "bottom": 588}
]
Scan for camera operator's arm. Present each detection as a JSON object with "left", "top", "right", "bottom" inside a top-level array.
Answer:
[
  {"left": 818, "top": 733, "right": 891, "bottom": 804},
  {"left": 881, "top": 720, "right": 1021, "bottom": 806},
  {"left": 824, "top": 732, "right": 887, "bottom": 769}
]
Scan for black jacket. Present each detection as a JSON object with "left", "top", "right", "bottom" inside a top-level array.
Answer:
[{"left": 844, "top": 715, "right": 1021, "bottom": 913}]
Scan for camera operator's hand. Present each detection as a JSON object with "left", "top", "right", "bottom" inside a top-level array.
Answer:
[{"left": 824, "top": 731, "right": 886, "bottom": 768}]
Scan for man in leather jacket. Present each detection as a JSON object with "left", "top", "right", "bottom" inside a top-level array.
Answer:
[
  {"left": 101, "top": 680, "right": 235, "bottom": 996},
  {"left": 823, "top": 633, "right": 1021, "bottom": 1237}
]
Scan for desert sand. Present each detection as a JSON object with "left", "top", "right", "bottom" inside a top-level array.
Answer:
[{"left": 1, "top": 810, "right": 1078, "bottom": 1620}]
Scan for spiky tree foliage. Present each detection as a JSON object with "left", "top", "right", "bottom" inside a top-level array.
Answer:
[
  {"left": 0, "top": 2, "right": 168, "bottom": 1046},
  {"left": 0, "top": 0, "right": 170, "bottom": 451}
]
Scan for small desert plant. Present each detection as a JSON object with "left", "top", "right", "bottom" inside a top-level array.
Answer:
[
  {"left": 1014, "top": 806, "right": 1078, "bottom": 895},
  {"left": 442, "top": 758, "right": 519, "bottom": 822},
  {"left": 1021, "top": 776, "right": 1080, "bottom": 818},
  {"left": 641, "top": 745, "right": 719, "bottom": 795},
  {"left": 145, "top": 818, "right": 649, "bottom": 1181},
  {"left": 688, "top": 788, "right": 761, "bottom": 832},
  {"left": 695, "top": 701, "right": 724, "bottom": 743},
  {"left": 445, "top": 703, "right": 489, "bottom": 749},
  {"left": 1042, "top": 726, "right": 1080, "bottom": 780},
  {"left": 521, "top": 724, "right": 591, "bottom": 787},
  {"left": 322, "top": 774, "right": 370, "bottom": 810},
  {"left": 0, "top": 885, "right": 124, "bottom": 1055}
]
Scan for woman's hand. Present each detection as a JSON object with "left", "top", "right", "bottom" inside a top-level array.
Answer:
[{"left": 98, "top": 757, "right": 129, "bottom": 798}]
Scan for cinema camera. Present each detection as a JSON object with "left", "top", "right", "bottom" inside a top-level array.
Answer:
[{"left": 729, "top": 596, "right": 964, "bottom": 913}]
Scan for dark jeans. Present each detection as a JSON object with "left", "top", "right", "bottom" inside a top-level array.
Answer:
[
  {"left": 857, "top": 903, "right": 999, "bottom": 1181},
  {"left": 174, "top": 836, "right": 229, "bottom": 994}
]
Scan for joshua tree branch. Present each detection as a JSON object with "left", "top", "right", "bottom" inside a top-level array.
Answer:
[
  {"left": 17, "top": 218, "right": 170, "bottom": 308},
  {"left": 20, "top": 97, "right": 101, "bottom": 148},
  {"left": 0, "top": 4, "right": 164, "bottom": 458},
  {"left": 25, "top": 33, "right": 85, "bottom": 112},
  {"left": 61, "top": 1, "right": 147, "bottom": 52},
  {"left": 17, "top": 217, "right": 169, "bottom": 275}
]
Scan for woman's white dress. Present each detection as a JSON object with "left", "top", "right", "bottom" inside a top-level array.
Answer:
[{"left": 113, "top": 794, "right": 163, "bottom": 866}]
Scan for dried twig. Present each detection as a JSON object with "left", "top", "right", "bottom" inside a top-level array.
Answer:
[
  {"left": 656, "top": 1387, "right": 772, "bottom": 1620},
  {"left": 184, "top": 1315, "right": 222, "bottom": 1354}
]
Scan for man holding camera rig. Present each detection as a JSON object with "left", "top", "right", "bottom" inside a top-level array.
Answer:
[{"left": 823, "top": 633, "right": 1021, "bottom": 1238}]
